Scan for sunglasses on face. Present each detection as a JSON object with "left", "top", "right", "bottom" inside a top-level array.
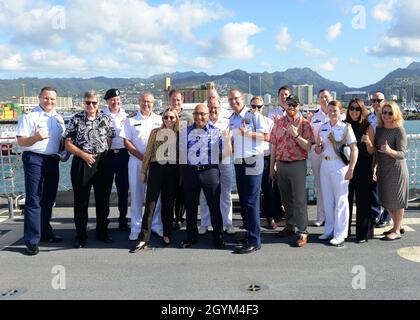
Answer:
[
  {"left": 349, "top": 106, "right": 362, "bottom": 112},
  {"left": 372, "top": 99, "right": 384, "bottom": 103},
  {"left": 286, "top": 104, "right": 298, "bottom": 109},
  {"left": 85, "top": 101, "right": 98, "bottom": 106},
  {"left": 251, "top": 105, "right": 263, "bottom": 109},
  {"left": 382, "top": 110, "right": 393, "bottom": 116},
  {"left": 164, "top": 116, "right": 176, "bottom": 120}
]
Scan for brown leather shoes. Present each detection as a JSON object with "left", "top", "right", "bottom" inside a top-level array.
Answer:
[
  {"left": 276, "top": 228, "right": 295, "bottom": 238},
  {"left": 295, "top": 234, "right": 308, "bottom": 247}
]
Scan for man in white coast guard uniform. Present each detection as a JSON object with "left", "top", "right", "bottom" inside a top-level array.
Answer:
[
  {"left": 199, "top": 90, "right": 235, "bottom": 235},
  {"left": 16, "top": 86, "right": 65, "bottom": 256},
  {"left": 120, "top": 92, "right": 163, "bottom": 241}
]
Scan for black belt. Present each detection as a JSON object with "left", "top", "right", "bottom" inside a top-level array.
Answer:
[
  {"left": 187, "top": 164, "right": 218, "bottom": 171},
  {"left": 109, "top": 148, "right": 126, "bottom": 154}
]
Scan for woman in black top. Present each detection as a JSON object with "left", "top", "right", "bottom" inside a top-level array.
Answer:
[{"left": 345, "top": 99, "right": 376, "bottom": 243}]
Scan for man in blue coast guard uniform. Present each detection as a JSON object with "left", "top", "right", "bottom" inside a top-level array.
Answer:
[
  {"left": 16, "top": 87, "right": 65, "bottom": 255},
  {"left": 103, "top": 88, "right": 130, "bottom": 231},
  {"left": 228, "top": 88, "right": 270, "bottom": 254}
]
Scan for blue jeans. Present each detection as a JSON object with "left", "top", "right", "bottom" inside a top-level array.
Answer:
[
  {"left": 235, "top": 158, "right": 263, "bottom": 247},
  {"left": 22, "top": 152, "right": 59, "bottom": 245}
]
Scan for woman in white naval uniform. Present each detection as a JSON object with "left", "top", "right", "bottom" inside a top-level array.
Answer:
[
  {"left": 309, "top": 89, "right": 344, "bottom": 226},
  {"left": 315, "top": 101, "right": 358, "bottom": 246}
]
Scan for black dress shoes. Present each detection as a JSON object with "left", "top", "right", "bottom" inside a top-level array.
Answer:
[
  {"left": 179, "top": 238, "right": 198, "bottom": 248},
  {"left": 40, "top": 235, "right": 63, "bottom": 243},
  {"left": 235, "top": 236, "right": 248, "bottom": 245},
  {"left": 234, "top": 245, "right": 261, "bottom": 254},
  {"left": 214, "top": 239, "right": 225, "bottom": 249},
  {"left": 73, "top": 239, "right": 86, "bottom": 248},
  {"left": 96, "top": 235, "right": 114, "bottom": 244},
  {"left": 25, "top": 244, "right": 39, "bottom": 256}
]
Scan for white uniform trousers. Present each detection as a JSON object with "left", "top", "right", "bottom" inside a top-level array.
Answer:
[
  {"left": 199, "top": 163, "right": 233, "bottom": 227},
  {"left": 128, "top": 157, "right": 162, "bottom": 234},
  {"left": 320, "top": 159, "right": 350, "bottom": 240},
  {"left": 311, "top": 148, "right": 325, "bottom": 223}
]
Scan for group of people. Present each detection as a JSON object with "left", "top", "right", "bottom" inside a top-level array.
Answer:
[{"left": 16, "top": 85, "right": 409, "bottom": 256}]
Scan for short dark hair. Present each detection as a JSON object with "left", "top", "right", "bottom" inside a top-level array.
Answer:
[
  {"left": 318, "top": 89, "right": 331, "bottom": 97},
  {"left": 169, "top": 89, "right": 183, "bottom": 98},
  {"left": 39, "top": 87, "right": 57, "bottom": 96},
  {"left": 278, "top": 86, "right": 291, "bottom": 96}
]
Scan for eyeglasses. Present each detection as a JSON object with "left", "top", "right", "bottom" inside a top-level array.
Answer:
[
  {"left": 372, "top": 99, "right": 384, "bottom": 103},
  {"left": 251, "top": 105, "right": 263, "bottom": 109},
  {"left": 85, "top": 101, "right": 98, "bottom": 106},
  {"left": 349, "top": 106, "right": 362, "bottom": 111},
  {"left": 286, "top": 104, "right": 298, "bottom": 109},
  {"left": 164, "top": 116, "right": 176, "bottom": 120},
  {"left": 382, "top": 110, "right": 394, "bottom": 116},
  {"left": 192, "top": 112, "right": 209, "bottom": 117}
]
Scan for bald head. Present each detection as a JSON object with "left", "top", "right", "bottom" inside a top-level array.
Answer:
[{"left": 193, "top": 104, "right": 209, "bottom": 129}]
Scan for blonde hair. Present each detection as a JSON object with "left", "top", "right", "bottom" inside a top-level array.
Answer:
[
  {"left": 161, "top": 108, "right": 180, "bottom": 132},
  {"left": 250, "top": 96, "right": 264, "bottom": 105},
  {"left": 377, "top": 101, "right": 404, "bottom": 128}
]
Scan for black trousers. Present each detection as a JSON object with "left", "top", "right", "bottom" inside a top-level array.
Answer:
[
  {"left": 140, "top": 163, "right": 178, "bottom": 242},
  {"left": 348, "top": 157, "right": 376, "bottom": 241},
  {"left": 183, "top": 166, "right": 223, "bottom": 242},
  {"left": 105, "top": 148, "right": 129, "bottom": 224},
  {"left": 261, "top": 155, "right": 284, "bottom": 220},
  {"left": 71, "top": 153, "right": 111, "bottom": 241},
  {"left": 174, "top": 185, "right": 185, "bottom": 223}
]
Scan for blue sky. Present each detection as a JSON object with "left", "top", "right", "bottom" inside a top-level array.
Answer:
[{"left": 0, "top": 0, "right": 419, "bottom": 88}]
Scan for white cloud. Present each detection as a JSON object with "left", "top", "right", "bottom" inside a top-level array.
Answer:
[
  {"left": 315, "top": 59, "right": 338, "bottom": 72},
  {"left": 372, "top": 0, "right": 396, "bottom": 22},
  {"left": 0, "top": 0, "right": 230, "bottom": 76},
  {"left": 259, "top": 61, "right": 273, "bottom": 69},
  {"left": 275, "top": 27, "right": 292, "bottom": 52},
  {"left": 326, "top": 22, "right": 342, "bottom": 41},
  {"left": 368, "top": 0, "right": 420, "bottom": 56},
  {"left": 94, "top": 57, "right": 131, "bottom": 71},
  {"left": 0, "top": 46, "right": 26, "bottom": 71},
  {"left": 368, "top": 36, "right": 420, "bottom": 56},
  {"left": 349, "top": 58, "right": 362, "bottom": 65},
  {"left": 30, "top": 50, "right": 86, "bottom": 73},
  {"left": 212, "top": 22, "right": 262, "bottom": 60},
  {"left": 187, "top": 57, "right": 214, "bottom": 70},
  {"left": 296, "top": 40, "right": 327, "bottom": 58}
]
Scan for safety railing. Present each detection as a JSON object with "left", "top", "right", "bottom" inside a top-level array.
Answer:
[
  {"left": 1, "top": 134, "right": 419, "bottom": 221},
  {"left": 0, "top": 137, "right": 25, "bottom": 219}
]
